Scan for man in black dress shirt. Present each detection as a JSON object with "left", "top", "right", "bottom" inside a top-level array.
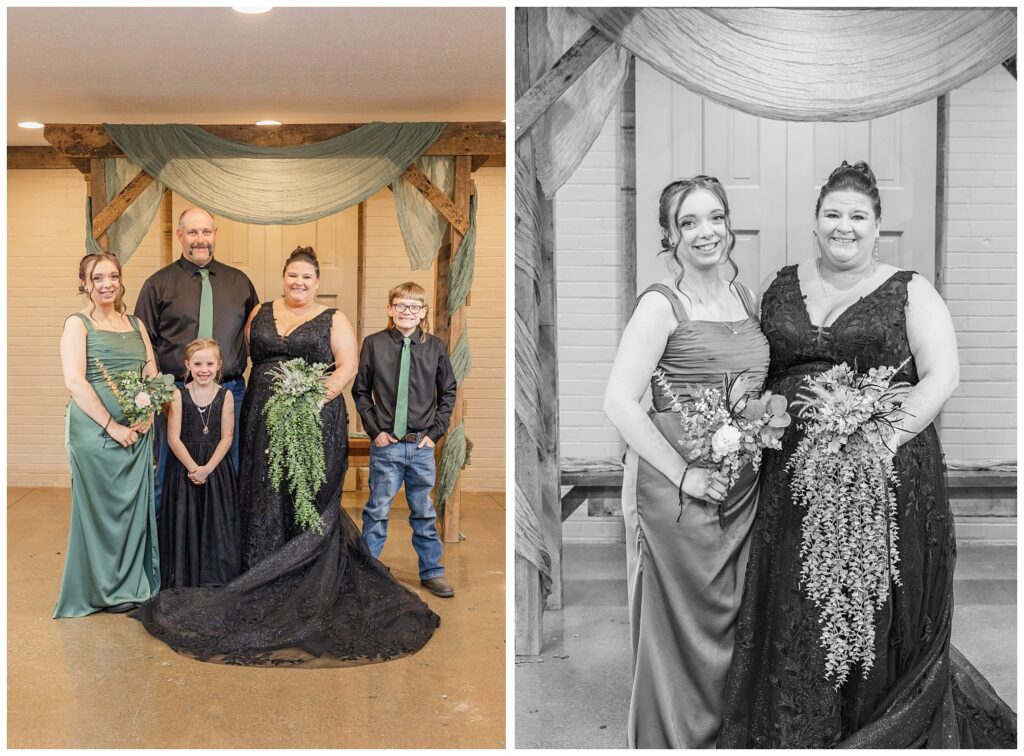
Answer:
[
  {"left": 135, "top": 207, "right": 259, "bottom": 516},
  {"left": 353, "top": 282, "right": 458, "bottom": 598}
]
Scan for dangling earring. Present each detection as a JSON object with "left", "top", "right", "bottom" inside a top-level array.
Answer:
[{"left": 873, "top": 237, "right": 880, "bottom": 262}]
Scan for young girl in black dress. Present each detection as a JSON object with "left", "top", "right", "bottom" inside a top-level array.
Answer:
[{"left": 159, "top": 338, "right": 241, "bottom": 588}]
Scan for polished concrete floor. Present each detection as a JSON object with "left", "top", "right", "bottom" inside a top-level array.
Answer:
[
  {"left": 8, "top": 487, "right": 506, "bottom": 749},
  {"left": 516, "top": 537, "right": 1017, "bottom": 749}
]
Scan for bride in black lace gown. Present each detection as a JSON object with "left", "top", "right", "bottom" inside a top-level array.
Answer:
[
  {"left": 134, "top": 248, "right": 439, "bottom": 665},
  {"left": 718, "top": 162, "right": 1015, "bottom": 747}
]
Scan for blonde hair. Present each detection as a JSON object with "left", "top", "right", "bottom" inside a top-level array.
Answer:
[
  {"left": 183, "top": 338, "right": 224, "bottom": 383},
  {"left": 387, "top": 281, "right": 430, "bottom": 333}
]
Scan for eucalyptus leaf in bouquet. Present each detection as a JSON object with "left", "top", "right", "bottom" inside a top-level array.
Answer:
[{"left": 263, "top": 357, "right": 332, "bottom": 535}]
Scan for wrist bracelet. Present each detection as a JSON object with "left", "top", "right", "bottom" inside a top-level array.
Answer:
[
  {"left": 103, "top": 416, "right": 113, "bottom": 431},
  {"left": 677, "top": 468, "right": 692, "bottom": 523}
]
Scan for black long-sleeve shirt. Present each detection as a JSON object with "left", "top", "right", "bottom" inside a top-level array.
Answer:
[
  {"left": 134, "top": 256, "right": 259, "bottom": 382},
  {"left": 352, "top": 327, "right": 458, "bottom": 442}
]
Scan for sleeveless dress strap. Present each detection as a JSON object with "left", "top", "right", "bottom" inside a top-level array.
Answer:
[
  {"left": 69, "top": 312, "right": 94, "bottom": 332},
  {"left": 127, "top": 314, "right": 142, "bottom": 333},
  {"left": 636, "top": 283, "right": 689, "bottom": 323},
  {"left": 732, "top": 283, "right": 757, "bottom": 319}
]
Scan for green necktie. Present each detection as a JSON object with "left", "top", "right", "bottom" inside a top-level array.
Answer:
[
  {"left": 198, "top": 268, "right": 213, "bottom": 339},
  {"left": 393, "top": 336, "right": 411, "bottom": 438}
]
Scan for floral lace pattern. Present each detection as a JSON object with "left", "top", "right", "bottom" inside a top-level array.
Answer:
[
  {"left": 134, "top": 303, "right": 439, "bottom": 666},
  {"left": 718, "top": 266, "right": 1016, "bottom": 747}
]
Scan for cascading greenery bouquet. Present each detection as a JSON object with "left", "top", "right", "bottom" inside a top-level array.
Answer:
[
  {"left": 94, "top": 358, "right": 175, "bottom": 426},
  {"left": 263, "top": 358, "right": 332, "bottom": 535},
  {"left": 788, "top": 358, "right": 912, "bottom": 688},
  {"left": 654, "top": 369, "right": 791, "bottom": 525}
]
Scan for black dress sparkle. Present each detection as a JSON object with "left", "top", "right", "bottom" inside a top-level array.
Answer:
[
  {"left": 134, "top": 303, "right": 439, "bottom": 666},
  {"left": 718, "top": 267, "right": 1015, "bottom": 747}
]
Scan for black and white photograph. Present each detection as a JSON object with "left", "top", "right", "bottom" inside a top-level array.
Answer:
[{"left": 515, "top": 7, "right": 1016, "bottom": 749}]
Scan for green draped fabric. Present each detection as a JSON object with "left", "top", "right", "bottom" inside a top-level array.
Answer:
[
  {"left": 393, "top": 156, "right": 455, "bottom": 271},
  {"left": 104, "top": 122, "right": 446, "bottom": 226},
  {"left": 92, "top": 122, "right": 457, "bottom": 271}
]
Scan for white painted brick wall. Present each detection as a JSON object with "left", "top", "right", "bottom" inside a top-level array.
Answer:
[
  {"left": 941, "top": 64, "right": 1016, "bottom": 464},
  {"left": 555, "top": 104, "right": 625, "bottom": 461}
]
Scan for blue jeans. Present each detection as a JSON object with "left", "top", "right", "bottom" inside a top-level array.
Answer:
[
  {"left": 153, "top": 376, "right": 244, "bottom": 518},
  {"left": 362, "top": 440, "right": 444, "bottom": 580}
]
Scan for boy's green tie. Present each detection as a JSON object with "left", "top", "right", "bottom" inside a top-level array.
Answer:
[
  {"left": 393, "top": 336, "right": 411, "bottom": 438},
  {"left": 198, "top": 268, "right": 213, "bottom": 339}
]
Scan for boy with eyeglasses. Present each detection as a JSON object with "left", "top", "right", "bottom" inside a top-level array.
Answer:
[{"left": 352, "top": 282, "right": 458, "bottom": 598}]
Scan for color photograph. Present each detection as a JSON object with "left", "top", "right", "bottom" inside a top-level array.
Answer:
[{"left": 8, "top": 6, "right": 505, "bottom": 748}]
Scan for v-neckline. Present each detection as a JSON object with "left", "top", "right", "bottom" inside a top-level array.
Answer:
[
  {"left": 794, "top": 266, "right": 903, "bottom": 331},
  {"left": 270, "top": 303, "right": 328, "bottom": 340}
]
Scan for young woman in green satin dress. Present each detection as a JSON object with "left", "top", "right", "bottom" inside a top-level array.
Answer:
[
  {"left": 54, "top": 253, "right": 160, "bottom": 617},
  {"left": 604, "top": 177, "right": 769, "bottom": 748}
]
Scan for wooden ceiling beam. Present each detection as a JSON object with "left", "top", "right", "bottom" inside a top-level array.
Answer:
[
  {"left": 7, "top": 146, "right": 80, "bottom": 170},
  {"left": 43, "top": 122, "right": 505, "bottom": 163}
]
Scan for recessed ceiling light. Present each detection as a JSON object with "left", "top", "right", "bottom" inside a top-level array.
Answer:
[
  {"left": 256, "top": 120, "right": 282, "bottom": 126},
  {"left": 233, "top": 6, "right": 272, "bottom": 13},
  {"left": 18, "top": 121, "right": 44, "bottom": 129}
]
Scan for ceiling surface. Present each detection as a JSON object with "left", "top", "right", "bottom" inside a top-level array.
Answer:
[{"left": 7, "top": 6, "right": 506, "bottom": 147}]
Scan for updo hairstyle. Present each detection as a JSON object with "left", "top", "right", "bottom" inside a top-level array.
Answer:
[
  {"left": 658, "top": 175, "right": 738, "bottom": 291},
  {"left": 815, "top": 161, "right": 881, "bottom": 220},
  {"left": 81, "top": 252, "right": 128, "bottom": 316},
  {"left": 77, "top": 253, "right": 99, "bottom": 294},
  {"left": 283, "top": 246, "right": 320, "bottom": 277}
]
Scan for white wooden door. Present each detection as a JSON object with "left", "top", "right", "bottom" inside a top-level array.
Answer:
[{"left": 636, "top": 60, "right": 936, "bottom": 293}]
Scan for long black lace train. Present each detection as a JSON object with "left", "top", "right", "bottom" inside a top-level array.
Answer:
[
  {"left": 718, "top": 267, "right": 1015, "bottom": 747},
  {"left": 133, "top": 304, "right": 439, "bottom": 665}
]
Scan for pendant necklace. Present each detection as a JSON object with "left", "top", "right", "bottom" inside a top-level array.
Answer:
[
  {"left": 679, "top": 283, "right": 740, "bottom": 336},
  {"left": 189, "top": 386, "right": 215, "bottom": 435},
  {"left": 815, "top": 258, "right": 876, "bottom": 342}
]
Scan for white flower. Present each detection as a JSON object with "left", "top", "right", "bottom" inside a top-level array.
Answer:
[
  {"left": 134, "top": 391, "right": 152, "bottom": 409},
  {"left": 711, "top": 424, "right": 742, "bottom": 457}
]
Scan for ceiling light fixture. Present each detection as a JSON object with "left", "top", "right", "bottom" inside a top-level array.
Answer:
[
  {"left": 256, "top": 120, "right": 282, "bottom": 126},
  {"left": 233, "top": 6, "right": 272, "bottom": 13},
  {"left": 18, "top": 121, "right": 44, "bottom": 129}
]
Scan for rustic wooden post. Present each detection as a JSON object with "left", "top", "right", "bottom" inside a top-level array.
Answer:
[
  {"left": 621, "top": 57, "right": 638, "bottom": 324},
  {"left": 514, "top": 7, "right": 560, "bottom": 653},
  {"left": 161, "top": 188, "right": 173, "bottom": 265},
  {"left": 434, "top": 155, "right": 472, "bottom": 542},
  {"left": 88, "top": 158, "right": 109, "bottom": 252}
]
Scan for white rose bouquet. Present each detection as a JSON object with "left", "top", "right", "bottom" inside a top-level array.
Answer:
[
  {"left": 654, "top": 369, "right": 791, "bottom": 524},
  {"left": 93, "top": 358, "right": 174, "bottom": 426},
  {"left": 788, "top": 358, "right": 912, "bottom": 688}
]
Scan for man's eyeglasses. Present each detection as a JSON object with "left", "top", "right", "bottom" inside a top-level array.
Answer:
[{"left": 391, "top": 303, "right": 425, "bottom": 314}]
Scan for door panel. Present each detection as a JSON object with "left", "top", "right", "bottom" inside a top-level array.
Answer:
[
  {"left": 636, "top": 62, "right": 936, "bottom": 295},
  {"left": 787, "top": 102, "right": 936, "bottom": 282}
]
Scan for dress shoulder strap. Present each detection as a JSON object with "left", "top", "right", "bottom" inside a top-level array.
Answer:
[
  {"left": 68, "top": 312, "right": 93, "bottom": 332},
  {"left": 126, "top": 313, "right": 141, "bottom": 332},
  {"left": 732, "top": 283, "right": 757, "bottom": 318},
  {"left": 636, "top": 282, "right": 689, "bottom": 323}
]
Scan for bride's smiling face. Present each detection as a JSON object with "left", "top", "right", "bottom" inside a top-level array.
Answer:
[
  {"left": 815, "top": 190, "right": 879, "bottom": 269},
  {"left": 282, "top": 261, "right": 319, "bottom": 306},
  {"left": 674, "top": 189, "right": 729, "bottom": 270}
]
